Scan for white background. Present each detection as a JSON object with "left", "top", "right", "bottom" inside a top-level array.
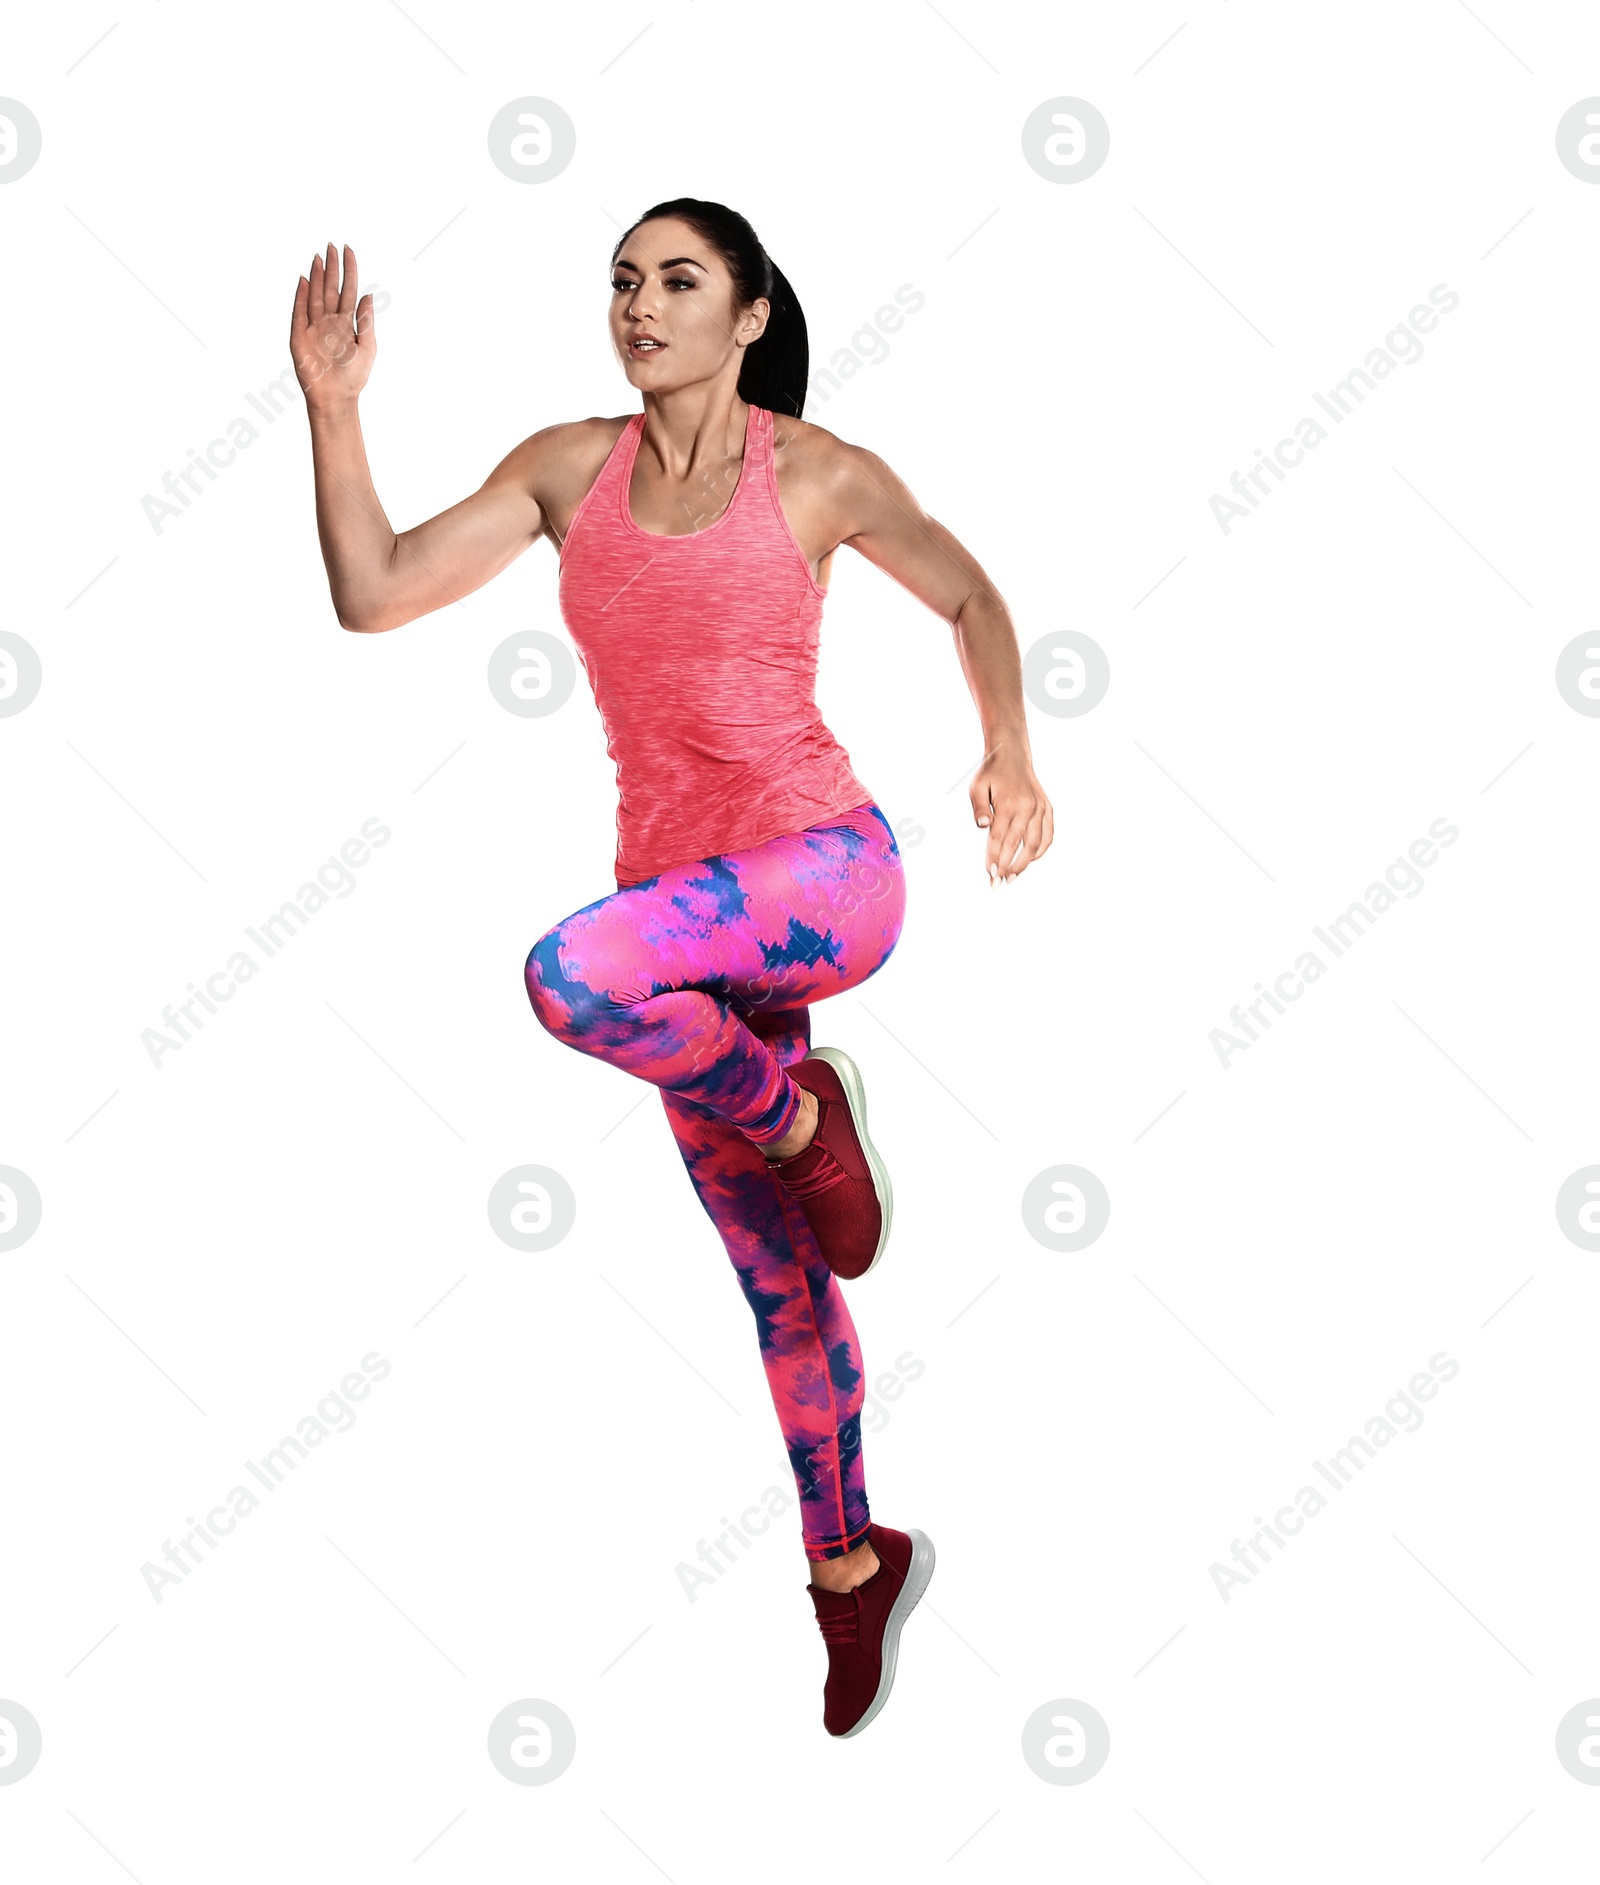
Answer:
[{"left": 3, "top": 1, "right": 1598, "bottom": 1876}]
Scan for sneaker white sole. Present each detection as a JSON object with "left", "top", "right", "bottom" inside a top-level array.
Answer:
[
  {"left": 837, "top": 1528, "right": 936, "bottom": 1739},
  {"left": 806, "top": 1045, "right": 893, "bottom": 1277}
]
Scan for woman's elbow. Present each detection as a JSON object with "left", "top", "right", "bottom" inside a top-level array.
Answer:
[{"left": 336, "top": 597, "right": 399, "bottom": 633}]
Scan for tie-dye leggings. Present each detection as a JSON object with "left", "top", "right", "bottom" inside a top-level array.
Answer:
[{"left": 524, "top": 800, "right": 906, "bottom": 1561}]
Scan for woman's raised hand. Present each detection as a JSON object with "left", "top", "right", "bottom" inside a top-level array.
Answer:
[{"left": 291, "top": 242, "right": 375, "bottom": 409}]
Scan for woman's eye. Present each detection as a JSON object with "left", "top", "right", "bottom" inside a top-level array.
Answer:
[{"left": 610, "top": 276, "right": 696, "bottom": 292}]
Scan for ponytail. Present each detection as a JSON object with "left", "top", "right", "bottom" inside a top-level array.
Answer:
[
  {"left": 738, "top": 258, "right": 808, "bottom": 418},
  {"left": 611, "top": 198, "right": 810, "bottom": 418}
]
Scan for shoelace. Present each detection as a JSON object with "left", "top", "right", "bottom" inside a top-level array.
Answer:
[
  {"left": 815, "top": 1604, "right": 859, "bottom": 1646},
  {"left": 777, "top": 1142, "right": 850, "bottom": 1201}
]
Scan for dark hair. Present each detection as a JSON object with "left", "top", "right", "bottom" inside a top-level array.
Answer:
[{"left": 610, "top": 197, "right": 809, "bottom": 418}]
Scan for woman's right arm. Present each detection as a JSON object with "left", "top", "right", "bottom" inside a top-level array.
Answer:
[{"left": 292, "top": 242, "right": 550, "bottom": 634}]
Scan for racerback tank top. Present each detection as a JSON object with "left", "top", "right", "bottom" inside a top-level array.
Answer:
[{"left": 557, "top": 403, "right": 873, "bottom": 886}]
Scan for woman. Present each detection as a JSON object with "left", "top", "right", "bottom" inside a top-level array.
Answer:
[{"left": 290, "top": 199, "right": 1053, "bottom": 1738}]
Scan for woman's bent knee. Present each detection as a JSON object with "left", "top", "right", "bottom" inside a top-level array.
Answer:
[
  {"left": 525, "top": 924, "right": 626, "bottom": 1043},
  {"left": 525, "top": 927, "right": 581, "bottom": 1038}
]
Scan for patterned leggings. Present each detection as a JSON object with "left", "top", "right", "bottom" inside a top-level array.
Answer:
[{"left": 524, "top": 800, "right": 906, "bottom": 1560}]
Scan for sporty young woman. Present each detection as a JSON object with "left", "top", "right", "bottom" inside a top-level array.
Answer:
[{"left": 290, "top": 199, "right": 1054, "bottom": 1738}]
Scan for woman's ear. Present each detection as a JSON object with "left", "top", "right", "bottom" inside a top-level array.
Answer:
[{"left": 740, "top": 296, "right": 770, "bottom": 344}]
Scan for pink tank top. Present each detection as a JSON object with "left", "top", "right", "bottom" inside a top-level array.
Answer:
[{"left": 557, "top": 403, "right": 873, "bottom": 886}]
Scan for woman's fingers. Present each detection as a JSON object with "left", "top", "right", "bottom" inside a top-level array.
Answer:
[
  {"left": 969, "top": 779, "right": 992, "bottom": 829},
  {"left": 1006, "top": 817, "right": 1035, "bottom": 877},
  {"left": 989, "top": 804, "right": 1026, "bottom": 881},
  {"left": 992, "top": 790, "right": 1053, "bottom": 880},
  {"left": 975, "top": 777, "right": 1016, "bottom": 880},
  {"left": 337, "top": 243, "right": 358, "bottom": 318},
  {"left": 299, "top": 242, "right": 366, "bottom": 349}
]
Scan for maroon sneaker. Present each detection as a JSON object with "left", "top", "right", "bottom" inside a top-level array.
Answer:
[
  {"left": 768, "top": 1048, "right": 892, "bottom": 1280},
  {"left": 807, "top": 1523, "right": 935, "bottom": 1737}
]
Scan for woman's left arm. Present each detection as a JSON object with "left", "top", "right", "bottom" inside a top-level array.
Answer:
[{"left": 824, "top": 439, "right": 1054, "bottom": 883}]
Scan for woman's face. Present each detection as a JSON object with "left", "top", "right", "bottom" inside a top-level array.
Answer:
[{"left": 609, "top": 217, "right": 768, "bottom": 395}]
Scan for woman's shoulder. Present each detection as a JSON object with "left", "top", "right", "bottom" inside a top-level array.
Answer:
[
  {"left": 769, "top": 409, "right": 842, "bottom": 457},
  {"left": 769, "top": 410, "right": 860, "bottom": 490},
  {"left": 541, "top": 413, "right": 634, "bottom": 463},
  {"left": 482, "top": 416, "right": 633, "bottom": 551},
  {"left": 519, "top": 415, "right": 634, "bottom": 510}
]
